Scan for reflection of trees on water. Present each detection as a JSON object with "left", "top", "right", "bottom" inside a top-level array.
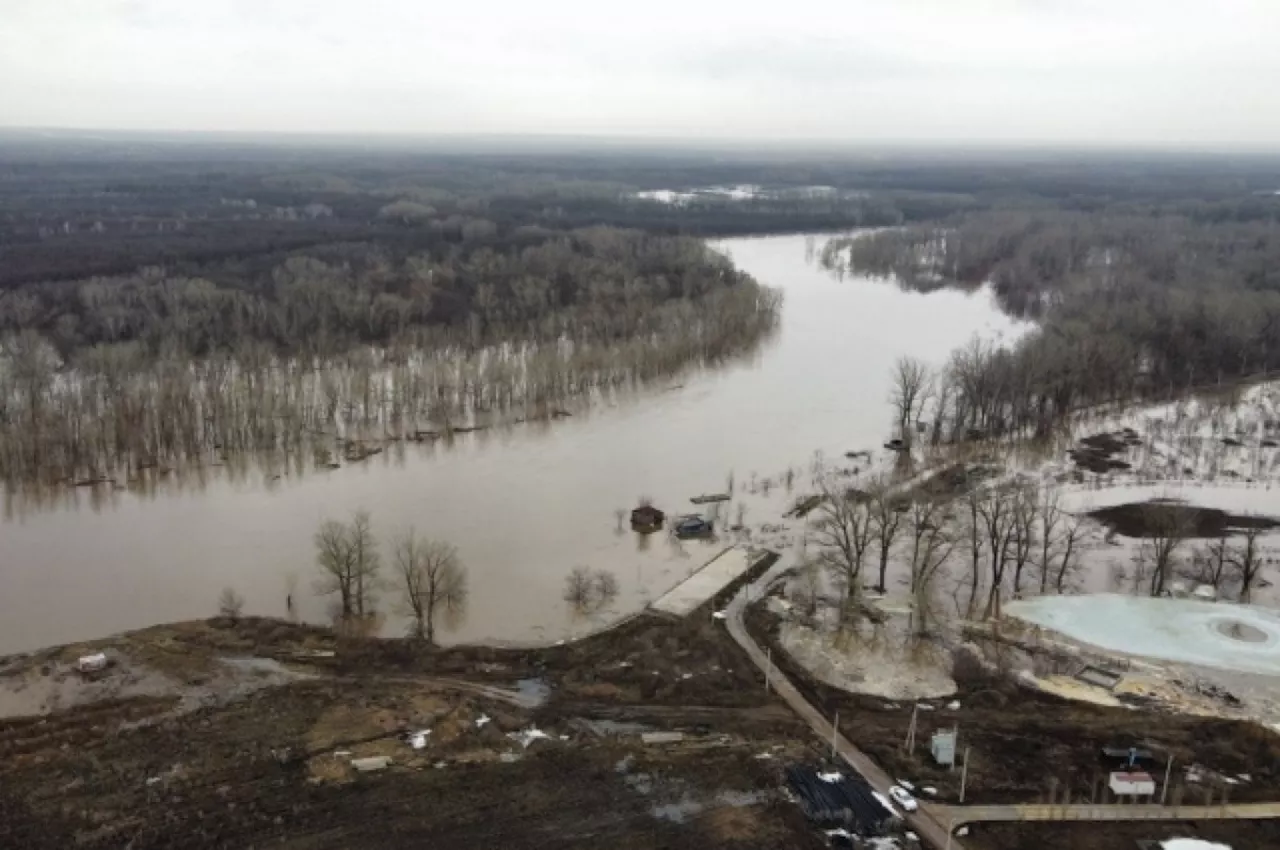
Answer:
[{"left": 0, "top": 286, "right": 780, "bottom": 511}]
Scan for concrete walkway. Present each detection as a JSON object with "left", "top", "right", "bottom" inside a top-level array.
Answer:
[{"left": 936, "top": 800, "right": 1280, "bottom": 825}]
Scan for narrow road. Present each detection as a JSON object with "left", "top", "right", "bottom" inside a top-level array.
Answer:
[
  {"left": 723, "top": 575, "right": 966, "bottom": 850},
  {"left": 724, "top": 567, "right": 1280, "bottom": 846},
  {"left": 937, "top": 800, "right": 1280, "bottom": 825}
]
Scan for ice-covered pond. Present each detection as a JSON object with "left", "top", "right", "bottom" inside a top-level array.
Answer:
[{"left": 1007, "top": 593, "right": 1280, "bottom": 676}]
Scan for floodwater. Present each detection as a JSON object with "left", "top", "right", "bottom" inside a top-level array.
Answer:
[{"left": 0, "top": 234, "right": 1026, "bottom": 655}]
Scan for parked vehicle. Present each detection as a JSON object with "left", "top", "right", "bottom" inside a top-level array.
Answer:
[{"left": 888, "top": 785, "right": 918, "bottom": 812}]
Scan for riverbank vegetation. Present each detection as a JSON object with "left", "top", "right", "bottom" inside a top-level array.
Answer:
[
  {"left": 0, "top": 218, "right": 779, "bottom": 485},
  {"left": 826, "top": 203, "right": 1280, "bottom": 442},
  {"left": 6, "top": 135, "right": 1280, "bottom": 490}
]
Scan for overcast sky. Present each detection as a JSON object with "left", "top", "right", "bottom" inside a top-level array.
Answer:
[{"left": 2, "top": 0, "right": 1278, "bottom": 147}]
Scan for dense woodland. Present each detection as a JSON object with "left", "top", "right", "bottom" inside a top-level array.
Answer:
[
  {"left": 827, "top": 201, "right": 1280, "bottom": 442},
  {"left": 4, "top": 133, "right": 1280, "bottom": 484}
]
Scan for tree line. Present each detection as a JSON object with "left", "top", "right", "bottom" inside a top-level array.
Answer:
[
  {"left": 0, "top": 231, "right": 780, "bottom": 485},
  {"left": 807, "top": 464, "right": 1268, "bottom": 638},
  {"left": 830, "top": 210, "right": 1280, "bottom": 441}
]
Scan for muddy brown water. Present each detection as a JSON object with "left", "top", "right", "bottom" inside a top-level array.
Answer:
[{"left": 0, "top": 234, "right": 1026, "bottom": 655}]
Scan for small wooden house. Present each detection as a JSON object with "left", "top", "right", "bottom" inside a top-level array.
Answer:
[{"left": 631, "top": 505, "right": 666, "bottom": 532}]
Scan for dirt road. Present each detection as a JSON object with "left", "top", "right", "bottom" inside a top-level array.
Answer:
[{"left": 724, "top": 577, "right": 966, "bottom": 850}]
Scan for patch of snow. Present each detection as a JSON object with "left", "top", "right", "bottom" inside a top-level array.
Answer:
[
  {"left": 1160, "top": 840, "right": 1232, "bottom": 850},
  {"left": 922, "top": 786, "right": 937, "bottom": 796},
  {"left": 408, "top": 730, "right": 430, "bottom": 749},
  {"left": 712, "top": 610, "right": 728, "bottom": 620},
  {"left": 817, "top": 770, "right": 843, "bottom": 783},
  {"left": 946, "top": 700, "right": 960, "bottom": 710},
  {"left": 871, "top": 790, "right": 900, "bottom": 818},
  {"left": 508, "top": 727, "right": 552, "bottom": 748},
  {"left": 475, "top": 714, "right": 491, "bottom": 728}
]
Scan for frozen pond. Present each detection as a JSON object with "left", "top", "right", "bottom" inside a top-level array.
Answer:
[
  {"left": 1007, "top": 594, "right": 1280, "bottom": 676},
  {"left": 0, "top": 233, "right": 1026, "bottom": 655}
]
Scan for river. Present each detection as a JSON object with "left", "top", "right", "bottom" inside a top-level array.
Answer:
[{"left": 0, "top": 233, "right": 1026, "bottom": 655}]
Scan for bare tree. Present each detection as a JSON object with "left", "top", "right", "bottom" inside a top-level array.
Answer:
[
  {"left": 1053, "top": 515, "right": 1086, "bottom": 593},
  {"left": 314, "top": 518, "right": 357, "bottom": 619},
  {"left": 790, "top": 562, "right": 823, "bottom": 620},
  {"left": 563, "top": 566, "right": 619, "bottom": 615},
  {"left": 812, "top": 474, "right": 874, "bottom": 619},
  {"left": 1038, "top": 487, "right": 1064, "bottom": 594},
  {"left": 977, "top": 487, "right": 1018, "bottom": 619},
  {"left": 348, "top": 510, "right": 381, "bottom": 618},
  {"left": 1136, "top": 505, "right": 1190, "bottom": 597},
  {"left": 1009, "top": 486, "right": 1039, "bottom": 597},
  {"left": 218, "top": 587, "right": 245, "bottom": 621},
  {"left": 889, "top": 356, "right": 932, "bottom": 446},
  {"left": 395, "top": 530, "right": 468, "bottom": 643},
  {"left": 907, "top": 498, "right": 956, "bottom": 636},
  {"left": 870, "top": 481, "right": 906, "bottom": 593},
  {"left": 1191, "top": 534, "right": 1232, "bottom": 590},
  {"left": 1228, "top": 524, "right": 1267, "bottom": 602},
  {"left": 962, "top": 490, "right": 986, "bottom": 618}
]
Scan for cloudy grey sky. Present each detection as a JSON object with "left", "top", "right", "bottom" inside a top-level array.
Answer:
[{"left": 2, "top": 0, "right": 1277, "bottom": 146}]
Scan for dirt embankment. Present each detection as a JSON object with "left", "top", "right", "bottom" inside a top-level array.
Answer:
[{"left": 0, "top": 613, "right": 824, "bottom": 850}]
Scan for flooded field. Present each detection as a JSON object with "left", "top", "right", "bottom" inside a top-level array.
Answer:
[{"left": 0, "top": 233, "right": 1026, "bottom": 654}]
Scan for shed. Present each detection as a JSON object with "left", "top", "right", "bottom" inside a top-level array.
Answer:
[
  {"left": 1109, "top": 771, "right": 1156, "bottom": 797},
  {"left": 930, "top": 730, "right": 956, "bottom": 766},
  {"left": 630, "top": 505, "right": 665, "bottom": 532}
]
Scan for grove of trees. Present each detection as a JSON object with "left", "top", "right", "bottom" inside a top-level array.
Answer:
[
  {"left": 829, "top": 210, "right": 1280, "bottom": 443},
  {"left": 313, "top": 510, "right": 469, "bottom": 643}
]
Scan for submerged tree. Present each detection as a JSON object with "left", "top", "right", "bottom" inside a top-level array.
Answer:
[
  {"left": 889, "top": 356, "right": 932, "bottom": 447},
  {"left": 217, "top": 586, "right": 246, "bottom": 622},
  {"left": 394, "top": 530, "right": 468, "bottom": 643},
  {"left": 812, "top": 474, "right": 874, "bottom": 620},
  {"left": 562, "top": 567, "right": 620, "bottom": 616},
  {"left": 313, "top": 511, "right": 382, "bottom": 622}
]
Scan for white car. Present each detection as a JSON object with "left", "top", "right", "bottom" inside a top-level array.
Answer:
[{"left": 888, "top": 784, "right": 918, "bottom": 812}]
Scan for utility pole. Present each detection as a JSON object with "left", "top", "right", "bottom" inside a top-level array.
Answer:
[
  {"left": 764, "top": 648, "right": 772, "bottom": 694},
  {"left": 903, "top": 704, "right": 918, "bottom": 753},
  {"left": 959, "top": 746, "right": 971, "bottom": 803},
  {"left": 1161, "top": 755, "right": 1174, "bottom": 806},
  {"left": 831, "top": 711, "right": 839, "bottom": 759}
]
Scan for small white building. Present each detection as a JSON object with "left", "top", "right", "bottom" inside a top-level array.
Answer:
[
  {"left": 1109, "top": 770, "right": 1156, "bottom": 797},
  {"left": 931, "top": 729, "right": 957, "bottom": 766}
]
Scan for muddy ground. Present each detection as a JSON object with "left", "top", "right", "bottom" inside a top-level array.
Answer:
[
  {"left": 967, "top": 819, "right": 1280, "bottom": 850},
  {"left": 746, "top": 603, "right": 1280, "bottom": 807},
  {"left": 8, "top": 598, "right": 1280, "bottom": 848},
  {"left": 0, "top": 613, "right": 827, "bottom": 849}
]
